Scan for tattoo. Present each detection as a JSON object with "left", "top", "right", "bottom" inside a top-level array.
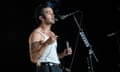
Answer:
[
  {"left": 31, "top": 41, "right": 43, "bottom": 50},
  {"left": 31, "top": 42, "right": 39, "bottom": 50}
]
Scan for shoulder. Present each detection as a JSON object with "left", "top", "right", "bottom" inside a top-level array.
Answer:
[{"left": 29, "top": 29, "right": 43, "bottom": 43}]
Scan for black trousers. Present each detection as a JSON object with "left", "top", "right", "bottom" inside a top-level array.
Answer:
[{"left": 36, "top": 63, "right": 62, "bottom": 72}]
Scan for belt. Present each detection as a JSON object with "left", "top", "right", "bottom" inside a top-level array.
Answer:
[{"left": 37, "top": 62, "right": 60, "bottom": 66}]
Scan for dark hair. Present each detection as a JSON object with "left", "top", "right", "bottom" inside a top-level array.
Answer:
[{"left": 34, "top": 3, "right": 54, "bottom": 25}]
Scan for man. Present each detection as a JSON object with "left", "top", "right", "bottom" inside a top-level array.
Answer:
[{"left": 28, "top": 3, "right": 72, "bottom": 72}]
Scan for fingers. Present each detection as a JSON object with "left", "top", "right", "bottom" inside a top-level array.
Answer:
[
  {"left": 47, "top": 33, "right": 58, "bottom": 44},
  {"left": 50, "top": 32, "right": 58, "bottom": 39},
  {"left": 56, "top": 35, "right": 58, "bottom": 39},
  {"left": 65, "top": 48, "right": 72, "bottom": 55},
  {"left": 67, "top": 48, "right": 72, "bottom": 55}
]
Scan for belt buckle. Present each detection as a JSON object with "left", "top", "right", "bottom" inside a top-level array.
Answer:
[
  {"left": 49, "top": 63, "right": 54, "bottom": 66},
  {"left": 37, "top": 62, "right": 41, "bottom": 66}
]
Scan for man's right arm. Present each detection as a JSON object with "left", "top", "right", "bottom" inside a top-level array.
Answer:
[{"left": 29, "top": 32, "right": 49, "bottom": 64}]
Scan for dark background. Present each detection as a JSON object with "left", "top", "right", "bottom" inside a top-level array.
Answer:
[{"left": 7, "top": 0, "right": 120, "bottom": 72}]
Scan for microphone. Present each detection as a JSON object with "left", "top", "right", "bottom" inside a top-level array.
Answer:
[
  {"left": 66, "top": 41, "right": 69, "bottom": 49},
  {"left": 55, "top": 10, "right": 79, "bottom": 21},
  {"left": 66, "top": 41, "right": 70, "bottom": 54}
]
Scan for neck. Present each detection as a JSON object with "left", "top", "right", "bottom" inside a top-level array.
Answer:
[{"left": 39, "top": 23, "right": 52, "bottom": 33}]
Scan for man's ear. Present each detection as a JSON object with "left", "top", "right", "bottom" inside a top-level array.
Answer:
[{"left": 39, "top": 16, "right": 43, "bottom": 21}]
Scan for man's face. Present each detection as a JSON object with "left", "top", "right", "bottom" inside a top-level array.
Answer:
[{"left": 42, "top": 7, "right": 55, "bottom": 24}]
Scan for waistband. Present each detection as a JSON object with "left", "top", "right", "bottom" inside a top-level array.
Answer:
[{"left": 37, "top": 62, "right": 60, "bottom": 67}]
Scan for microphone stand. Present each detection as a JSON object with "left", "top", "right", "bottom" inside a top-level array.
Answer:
[{"left": 72, "top": 11, "right": 99, "bottom": 72}]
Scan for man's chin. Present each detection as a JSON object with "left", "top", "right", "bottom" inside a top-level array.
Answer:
[{"left": 51, "top": 21, "right": 55, "bottom": 24}]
